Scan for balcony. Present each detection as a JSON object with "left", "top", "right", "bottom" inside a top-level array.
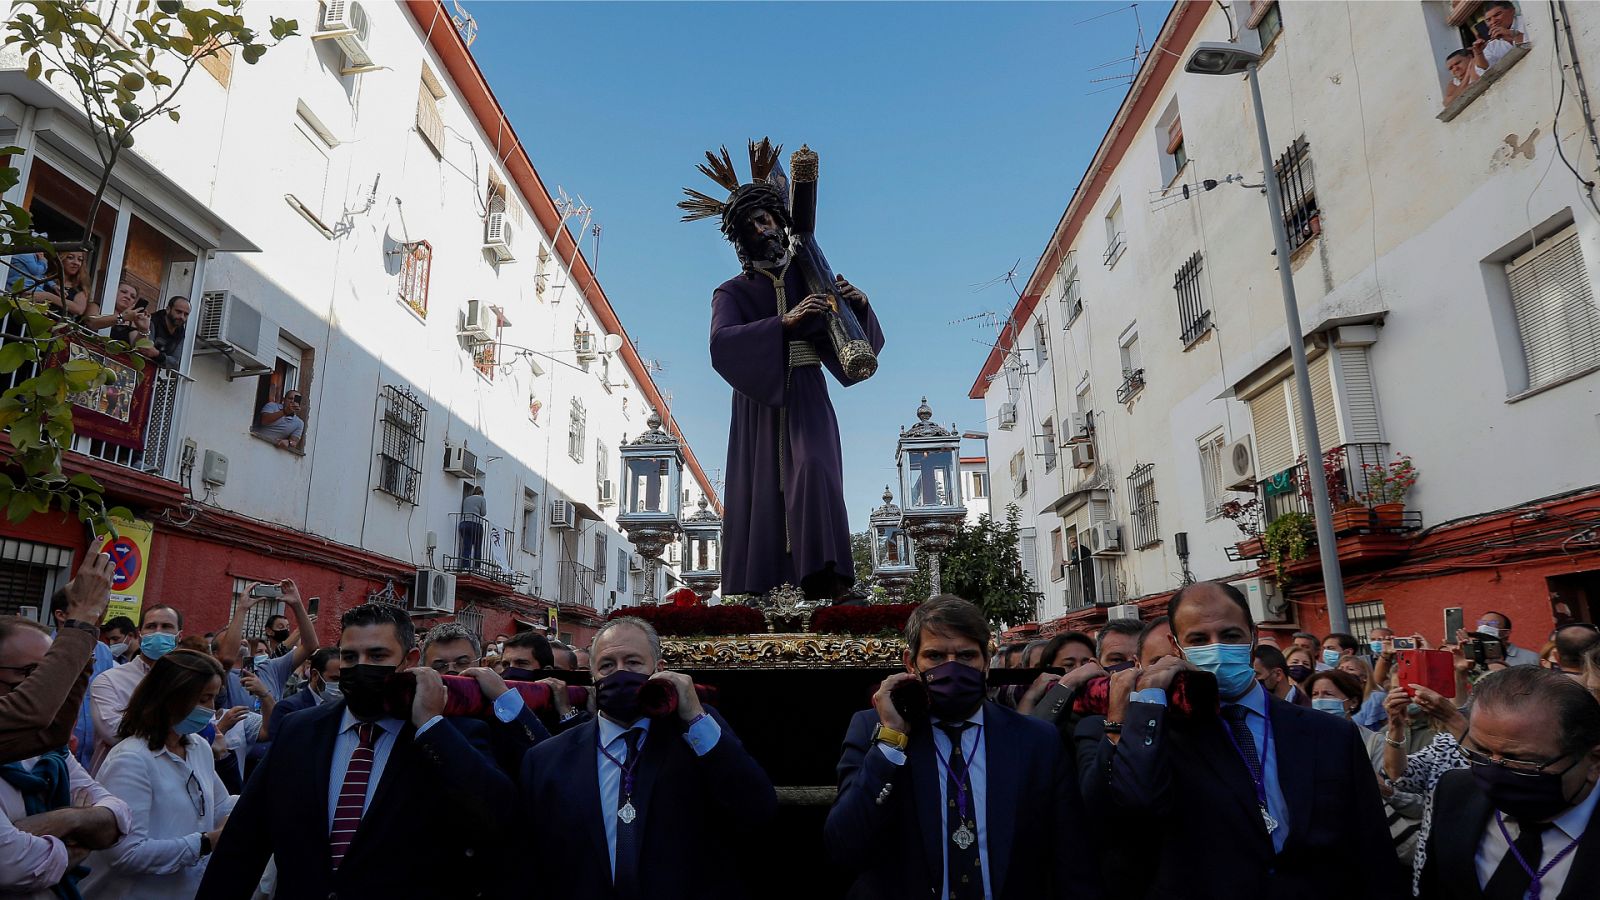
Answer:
[
  {"left": 1115, "top": 368, "right": 1145, "bottom": 404},
  {"left": 443, "top": 513, "right": 527, "bottom": 587},
  {"left": 557, "top": 560, "right": 596, "bottom": 607}
]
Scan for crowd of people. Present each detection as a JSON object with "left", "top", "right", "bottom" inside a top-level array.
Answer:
[{"left": 2, "top": 555, "right": 1598, "bottom": 899}]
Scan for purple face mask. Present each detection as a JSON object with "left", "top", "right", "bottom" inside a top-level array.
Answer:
[
  {"left": 595, "top": 670, "right": 649, "bottom": 723},
  {"left": 922, "top": 660, "right": 987, "bottom": 721}
]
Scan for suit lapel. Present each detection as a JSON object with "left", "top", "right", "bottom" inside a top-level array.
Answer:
[
  {"left": 305, "top": 703, "right": 343, "bottom": 878},
  {"left": 1188, "top": 716, "right": 1272, "bottom": 843},
  {"left": 573, "top": 721, "right": 610, "bottom": 883},
  {"left": 981, "top": 703, "right": 1020, "bottom": 900},
  {"left": 1267, "top": 699, "right": 1313, "bottom": 846},
  {"left": 1440, "top": 774, "right": 1493, "bottom": 900},
  {"left": 909, "top": 727, "right": 944, "bottom": 891},
  {"left": 343, "top": 721, "right": 416, "bottom": 864},
  {"left": 630, "top": 720, "right": 670, "bottom": 841}
]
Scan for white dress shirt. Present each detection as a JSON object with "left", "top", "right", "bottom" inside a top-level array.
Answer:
[
  {"left": 876, "top": 708, "right": 994, "bottom": 900},
  {"left": 78, "top": 734, "right": 237, "bottom": 899},
  {"left": 0, "top": 751, "right": 132, "bottom": 899},
  {"left": 1474, "top": 781, "right": 1600, "bottom": 895},
  {"left": 88, "top": 655, "right": 153, "bottom": 771},
  {"left": 595, "top": 713, "right": 722, "bottom": 878}
]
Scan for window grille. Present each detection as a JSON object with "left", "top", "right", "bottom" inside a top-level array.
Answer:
[
  {"left": 1041, "top": 419, "right": 1058, "bottom": 472},
  {"left": 568, "top": 398, "right": 586, "bottom": 463},
  {"left": 377, "top": 385, "right": 426, "bottom": 504},
  {"left": 1034, "top": 320, "right": 1049, "bottom": 365},
  {"left": 1274, "top": 137, "right": 1318, "bottom": 252},
  {"left": 398, "top": 241, "right": 432, "bottom": 318},
  {"left": 595, "top": 533, "right": 608, "bottom": 585},
  {"left": 1347, "top": 600, "right": 1388, "bottom": 643},
  {"left": 1174, "top": 251, "right": 1211, "bottom": 344},
  {"left": 1198, "top": 432, "right": 1228, "bottom": 517},
  {"left": 1127, "top": 463, "right": 1160, "bottom": 549}
]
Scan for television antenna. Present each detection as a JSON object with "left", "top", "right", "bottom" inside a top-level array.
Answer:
[
  {"left": 1080, "top": 3, "right": 1148, "bottom": 96},
  {"left": 451, "top": 1, "right": 478, "bottom": 48}
]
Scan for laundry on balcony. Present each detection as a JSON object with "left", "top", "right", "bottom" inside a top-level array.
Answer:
[{"left": 444, "top": 512, "right": 526, "bottom": 586}]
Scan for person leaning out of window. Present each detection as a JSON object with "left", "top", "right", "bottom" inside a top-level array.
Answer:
[{"left": 254, "top": 390, "right": 306, "bottom": 451}]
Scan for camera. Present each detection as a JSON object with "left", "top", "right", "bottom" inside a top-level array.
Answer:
[
  {"left": 1461, "top": 633, "right": 1506, "bottom": 666},
  {"left": 249, "top": 583, "right": 283, "bottom": 600},
  {"left": 1390, "top": 637, "right": 1417, "bottom": 650}
]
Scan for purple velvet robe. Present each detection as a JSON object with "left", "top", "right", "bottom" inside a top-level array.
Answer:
[{"left": 710, "top": 266, "right": 886, "bottom": 597}]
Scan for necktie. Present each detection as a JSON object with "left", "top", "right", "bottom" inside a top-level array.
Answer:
[
  {"left": 329, "top": 723, "right": 377, "bottom": 868},
  {"left": 1484, "top": 820, "right": 1549, "bottom": 900},
  {"left": 1221, "top": 704, "right": 1263, "bottom": 782},
  {"left": 613, "top": 728, "right": 644, "bottom": 899},
  {"left": 938, "top": 722, "right": 982, "bottom": 900}
]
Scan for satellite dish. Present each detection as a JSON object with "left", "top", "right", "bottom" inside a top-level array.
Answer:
[{"left": 602, "top": 333, "right": 624, "bottom": 355}]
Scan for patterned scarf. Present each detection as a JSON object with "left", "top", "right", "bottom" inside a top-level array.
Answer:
[{"left": 0, "top": 748, "right": 87, "bottom": 900}]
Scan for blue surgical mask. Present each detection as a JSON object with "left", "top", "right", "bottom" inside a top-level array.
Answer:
[
  {"left": 1369, "top": 640, "right": 1384, "bottom": 656},
  {"left": 1476, "top": 624, "right": 1500, "bottom": 639},
  {"left": 253, "top": 654, "right": 271, "bottom": 670},
  {"left": 174, "top": 705, "right": 214, "bottom": 736},
  {"left": 1183, "top": 642, "right": 1257, "bottom": 699},
  {"left": 1321, "top": 648, "right": 1343, "bottom": 668},
  {"left": 141, "top": 632, "right": 177, "bottom": 660},
  {"left": 320, "top": 681, "right": 341, "bottom": 700},
  {"left": 1311, "top": 697, "right": 1349, "bottom": 717}
]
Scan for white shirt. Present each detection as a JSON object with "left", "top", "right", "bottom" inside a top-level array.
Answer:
[
  {"left": 78, "top": 734, "right": 237, "bottom": 899},
  {"left": 594, "top": 713, "right": 722, "bottom": 878},
  {"left": 0, "top": 752, "right": 132, "bottom": 899},
  {"left": 88, "top": 655, "right": 153, "bottom": 772},
  {"left": 1474, "top": 781, "right": 1600, "bottom": 895},
  {"left": 1482, "top": 15, "right": 1526, "bottom": 69},
  {"left": 877, "top": 708, "right": 994, "bottom": 900}
]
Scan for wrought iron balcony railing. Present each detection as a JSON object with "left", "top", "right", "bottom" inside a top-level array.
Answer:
[{"left": 444, "top": 513, "right": 527, "bottom": 586}]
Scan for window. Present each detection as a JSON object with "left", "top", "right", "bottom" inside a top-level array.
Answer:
[
  {"left": 618, "top": 548, "right": 630, "bottom": 596},
  {"left": 1274, "top": 137, "right": 1319, "bottom": 252},
  {"left": 1103, "top": 199, "right": 1126, "bottom": 267},
  {"left": 250, "top": 335, "right": 312, "bottom": 450},
  {"left": 1050, "top": 527, "right": 1065, "bottom": 581},
  {"left": 520, "top": 489, "right": 539, "bottom": 553},
  {"left": 568, "top": 398, "right": 586, "bottom": 463},
  {"left": 1034, "top": 320, "right": 1049, "bottom": 366},
  {"left": 398, "top": 240, "right": 431, "bottom": 318},
  {"left": 416, "top": 66, "right": 446, "bottom": 157},
  {"left": 529, "top": 395, "right": 542, "bottom": 425},
  {"left": 1117, "top": 330, "right": 1144, "bottom": 403},
  {"left": 1061, "top": 263, "right": 1083, "bottom": 326},
  {"left": 1127, "top": 463, "right": 1160, "bottom": 549},
  {"left": 1174, "top": 251, "right": 1211, "bottom": 344},
  {"left": 535, "top": 246, "right": 551, "bottom": 299},
  {"left": 1156, "top": 100, "right": 1187, "bottom": 184},
  {"left": 1505, "top": 225, "right": 1600, "bottom": 391},
  {"left": 288, "top": 104, "right": 334, "bottom": 229},
  {"left": 1198, "top": 430, "right": 1228, "bottom": 518},
  {"left": 1249, "top": 1, "right": 1282, "bottom": 47},
  {"left": 472, "top": 339, "right": 497, "bottom": 380},
  {"left": 596, "top": 439, "right": 611, "bottom": 502},
  {"left": 970, "top": 471, "right": 988, "bottom": 499},
  {"left": 1437, "top": 1, "right": 1533, "bottom": 117},
  {"left": 376, "top": 385, "right": 426, "bottom": 504},
  {"left": 595, "top": 533, "right": 608, "bottom": 585},
  {"left": 1347, "top": 599, "right": 1389, "bottom": 643},
  {"left": 1041, "top": 418, "right": 1058, "bottom": 472},
  {"left": 1009, "top": 449, "right": 1029, "bottom": 497},
  {"left": 228, "top": 578, "right": 284, "bottom": 640}
]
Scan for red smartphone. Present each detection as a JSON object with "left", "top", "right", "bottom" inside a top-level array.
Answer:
[{"left": 1396, "top": 649, "right": 1455, "bottom": 696}]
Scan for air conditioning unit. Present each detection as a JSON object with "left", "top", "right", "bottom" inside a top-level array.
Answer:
[
  {"left": 1224, "top": 437, "right": 1256, "bottom": 491},
  {"left": 410, "top": 567, "right": 456, "bottom": 615},
  {"left": 460, "top": 298, "right": 494, "bottom": 342},
  {"left": 574, "top": 330, "right": 598, "bottom": 362},
  {"left": 1231, "top": 575, "right": 1285, "bottom": 623},
  {"left": 549, "top": 499, "right": 576, "bottom": 529},
  {"left": 484, "top": 210, "right": 516, "bottom": 262},
  {"left": 1070, "top": 443, "right": 1096, "bottom": 469},
  {"left": 998, "top": 402, "right": 1018, "bottom": 430},
  {"left": 1067, "top": 412, "right": 1093, "bottom": 443},
  {"left": 1087, "top": 521, "right": 1123, "bottom": 555},
  {"left": 317, "top": 0, "right": 374, "bottom": 72},
  {"left": 598, "top": 479, "right": 616, "bottom": 506},
  {"left": 443, "top": 443, "right": 479, "bottom": 478},
  {"left": 1107, "top": 604, "right": 1141, "bottom": 623},
  {"left": 195, "top": 291, "right": 275, "bottom": 373}
]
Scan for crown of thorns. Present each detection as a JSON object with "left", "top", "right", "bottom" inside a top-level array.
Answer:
[{"left": 677, "top": 138, "right": 788, "bottom": 239}]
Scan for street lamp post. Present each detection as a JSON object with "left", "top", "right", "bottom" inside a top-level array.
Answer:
[
  {"left": 1184, "top": 42, "right": 1349, "bottom": 633},
  {"left": 617, "top": 411, "right": 683, "bottom": 605},
  {"left": 896, "top": 398, "right": 966, "bottom": 599}
]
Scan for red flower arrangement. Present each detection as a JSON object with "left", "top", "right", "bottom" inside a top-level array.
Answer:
[
  {"left": 810, "top": 603, "right": 920, "bottom": 637},
  {"left": 666, "top": 587, "right": 702, "bottom": 608},
  {"left": 606, "top": 603, "right": 765, "bottom": 637}
]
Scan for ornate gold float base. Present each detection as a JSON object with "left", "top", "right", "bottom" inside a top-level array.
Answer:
[{"left": 661, "top": 633, "right": 905, "bottom": 670}]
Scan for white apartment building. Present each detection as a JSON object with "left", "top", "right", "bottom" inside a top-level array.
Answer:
[
  {"left": 0, "top": 0, "right": 719, "bottom": 645},
  {"left": 976, "top": 0, "right": 1600, "bottom": 639},
  {"left": 960, "top": 456, "right": 991, "bottom": 526}
]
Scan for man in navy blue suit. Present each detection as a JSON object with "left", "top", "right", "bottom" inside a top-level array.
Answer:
[
  {"left": 421, "top": 621, "right": 550, "bottom": 779},
  {"left": 520, "top": 616, "right": 776, "bottom": 900},
  {"left": 1092, "top": 581, "right": 1404, "bottom": 899},
  {"left": 197, "top": 603, "right": 512, "bottom": 899},
  {"left": 826, "top": 595, "right": 1102, "bottom": 900}
]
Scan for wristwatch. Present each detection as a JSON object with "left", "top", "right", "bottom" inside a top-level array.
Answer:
[
  {"left": 60, "top": 618, "right": 99, "bottom": 637},
  {"left": 199, "top": 833, "right": 213, "bottom": 855},
  {"left": 871, "top": 723, "right": 909, "bottom": 751}
]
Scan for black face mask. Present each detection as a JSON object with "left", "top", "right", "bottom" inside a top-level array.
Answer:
[
  {"left": 270, "top": 629, "right": 290, "bottom": 643},
  {"left": 1471, "top": 757, "right": 1587, "bottom": 822},
  {"left": 922, "top": 660, "right": 987, "bottom": 722},
  {"left": 595, "top": 670, "right": 649, "bottom": 723},
  {"left": 340, "top": 664, "right": 397, "bottom": 720},
  {"left": 1286, "top": 664, "right": 1313, "bottom": 683},
  {"left": 502, "top": 667, "right": 540, "bottom": 683}
]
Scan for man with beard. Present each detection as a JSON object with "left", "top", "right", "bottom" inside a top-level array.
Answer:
[
  {"left": 684, "top": 140, "right": 886, "bottom": 602},
  {"left": 197, "top": 603, "right": 510, "bottom": 899},
  {"left": 519, "top": 617, "right": 775, "bottom": 900},
  {"left": 826, "top": 596, "right": 1101, "bottom": 899}
]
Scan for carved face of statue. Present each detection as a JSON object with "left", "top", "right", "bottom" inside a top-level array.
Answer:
[{"left": 739, "top": 207, "right": 789, "bottom": 264}]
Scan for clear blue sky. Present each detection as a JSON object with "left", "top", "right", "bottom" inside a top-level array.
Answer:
[{"left": 471, "top": 1, "right": 1169, "bottom": 530}]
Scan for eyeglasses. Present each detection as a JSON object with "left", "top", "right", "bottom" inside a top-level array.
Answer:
[
  {"left": 1457, "top": 743, "right": 1580, "bottom": 777},
  {"left": 184, "top": 769, "right": 207, "bottom": 820}
]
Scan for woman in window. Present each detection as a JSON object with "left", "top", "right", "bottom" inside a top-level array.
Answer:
[
  {"left": 32, "top": 249, "right": 91, "bottom": 320},
  {"left": 79, "top": 649, "right": 235, "bottom": 899}
]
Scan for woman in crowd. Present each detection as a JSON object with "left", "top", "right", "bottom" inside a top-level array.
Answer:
[
  {"left": 80, "top": 649, "right": 236, "bottom": 899},
  {"left": 1335, "top": 653, "right": 1388, "bottom": 729},
  {"left": 1381, "top": 679, "right": 1470, "bottom": 896},
  {"left": 33, "top": 249, "right": 91, "bottom": 319},
  {"left": 1284, "top": 645, "right": 1316, "bottom": 704}
]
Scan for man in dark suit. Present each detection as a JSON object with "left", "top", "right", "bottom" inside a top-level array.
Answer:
[
  {"left": 198, "top": 603, "right": 512, "bottom": 899},
  {"left": 826, "top": 595, "right": 1101, "bottom": 900},
  {"left": 1419, "top": 666, "right": 1600, "bottom": 900},
  {"left": 502, "top": 630, "right": 591, "bottom": 734},
  {"left": 421, "top": 622, "right": 550, "bottom": 780},
  {"left": 266, "top": 647, "right": 339, "bottom": 741},
  {"left": 1094, "top": 581, "right": 1404, "bottom": 900},
  {"left": 520, "top": 616, "right": 776, "bottom": 900}
]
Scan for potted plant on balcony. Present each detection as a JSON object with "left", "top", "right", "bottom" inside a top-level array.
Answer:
[
  {"left": 1262, "top": 511, "right": 1315, "bottom": 585},
  {"left": 1360, "top": 454, "right": 1417, "bottom": 529},
  {"left": 1221, "top": 498, "right": 1265, "bottom": 559}
]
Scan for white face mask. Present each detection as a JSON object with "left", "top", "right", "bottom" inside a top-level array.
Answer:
[{"left": 1476, "top": 624, "right": 1500, "bottom": 638}]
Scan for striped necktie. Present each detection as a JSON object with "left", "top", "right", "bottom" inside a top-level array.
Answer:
[{"left": 330, "top": 722, "right": 377, "bottom": 867}]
